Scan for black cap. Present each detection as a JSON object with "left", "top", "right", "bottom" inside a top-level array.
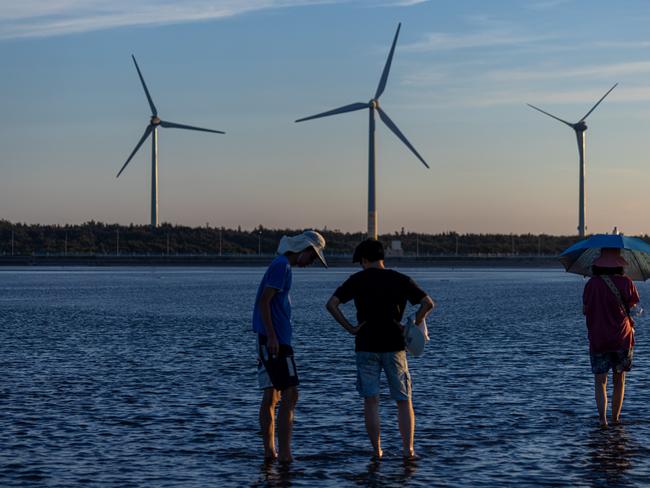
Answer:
[{"left": 352, "top": 239, "right": 385, "bottom": 263}]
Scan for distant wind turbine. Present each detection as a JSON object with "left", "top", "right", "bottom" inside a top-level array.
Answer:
[
  {"left": 295, "top": 23, "right": 429, "bottom": 240},
  {"left": 117, "top": 55, "right": 225, "bottom": 227},
  {"left": 528, "top": 83, "right": 617, "bottom": 237}
]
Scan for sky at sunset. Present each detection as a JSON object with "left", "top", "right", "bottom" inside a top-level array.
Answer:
[{"left": 2, "top": 0, "right": 650, "bottom": 234}]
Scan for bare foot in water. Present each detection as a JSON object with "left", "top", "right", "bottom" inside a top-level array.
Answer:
[
  {"left": 264, "top": 450, "right": 278, "bottom": 462},
  {"left": 599, "top": 419, "right": 609, "bottom": 428},
  {"left": 371, "top": 450, "right": 383, "bottom": 461},
  {"left": 278, "top": 455, "right": 293, "bottom": 464},
  {"left": 403, "top": 451, "right": 420, "bottom": 461},
  {"left": 612, "top": 418, "right": 621, "bottom": 426}
]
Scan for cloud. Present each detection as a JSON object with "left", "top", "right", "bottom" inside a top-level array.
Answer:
[
  {"left": 485, "top": 61, "right": 650, "bottom": 83},
  {"left": 401, "top": 29, "right": 554, "bottom": 52},
  {"left": 462, "top": 85, "right": 650, "bottom": 108},
  {"left": 525, "top": 0, "right": 574, "bottom": 10},
  {"left": 592, "top": 40, "right": 650, "bottom": 49},
  {"left": 0, "top": 0, "right": 428, "bottom": 39},
  {"left": 379, "top": 0, "right": 429, "bottom": 5},
  {"left": 0, "top": 0, "right": 352, "bottom": 40}
]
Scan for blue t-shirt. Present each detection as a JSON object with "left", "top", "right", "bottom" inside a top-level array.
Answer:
[{"left": 252, "top": 255, "right": 293, "bottom": 345}]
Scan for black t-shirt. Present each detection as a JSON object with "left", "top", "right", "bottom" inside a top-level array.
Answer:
[{"left": 333, "top": 268, "right": 427, "bottom": 352}]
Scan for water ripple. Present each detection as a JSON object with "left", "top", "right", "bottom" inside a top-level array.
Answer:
[{"left": 1, "top": 267, "right": 649, "bottom": 486}]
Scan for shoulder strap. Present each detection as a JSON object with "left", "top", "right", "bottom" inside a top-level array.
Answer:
[{"left": 600, "top": 275, "right": 630, "bottom": 318}]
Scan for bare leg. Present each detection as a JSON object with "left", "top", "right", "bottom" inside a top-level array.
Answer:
[
  {"left": 397, "top": 399, "right": 415, "bottom": 457},
  {"left": 260, "top": 388, "right": 280, "bottom": 460},
  {"left": 594, "top": 373, "right": 608, "bottom": 427},
  {"left": 612, "top": 371, "right": 626, "bottom": 424},
  {"left": 277, "top": 386, "right": 298, "bottom": 463},
  {"left": 363, "top": 396, "right": 382, "bottom": 458}
]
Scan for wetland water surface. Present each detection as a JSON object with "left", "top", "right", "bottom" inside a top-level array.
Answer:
[{"left": 1, "top": 267, "right": 650, "bottom": 487}]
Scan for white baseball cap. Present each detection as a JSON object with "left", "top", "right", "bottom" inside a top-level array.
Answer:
[{"left": 277, "top": 230, "right": 327, "bottom": 267}]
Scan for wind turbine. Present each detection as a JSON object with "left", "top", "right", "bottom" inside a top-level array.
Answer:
[
  {"left": 295, "top": 23, "right": 429, "bottom": 240},
  {"left": 117, "top": 55, "right": 225, "bottom": 227},
  {"left": 528, "top": 83, "right": 617, "bottom": 237}
]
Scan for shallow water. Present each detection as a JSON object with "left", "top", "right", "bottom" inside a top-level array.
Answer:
[{"left": 1, "top": 267, "right": 649, "bottom": 487}]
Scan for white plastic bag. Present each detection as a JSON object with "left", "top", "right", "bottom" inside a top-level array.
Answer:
[{"left": 404, "top": 315, "right": 429, "bottom": 357}]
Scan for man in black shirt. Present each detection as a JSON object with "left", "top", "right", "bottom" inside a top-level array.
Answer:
[{"left": 326, "top": 239, "right": 434, "bottom": 460}]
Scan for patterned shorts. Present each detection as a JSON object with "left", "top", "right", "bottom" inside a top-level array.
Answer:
[
  {"left": 589, "top": 348, "right": 634, "bottom": 375},
  {"left": 257, "top": 334, "right": 299, "bottom": 391}
]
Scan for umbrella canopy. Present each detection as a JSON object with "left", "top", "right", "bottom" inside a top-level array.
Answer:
[{"left": 559, "top": 234, "right": 650, "bottom": 281}]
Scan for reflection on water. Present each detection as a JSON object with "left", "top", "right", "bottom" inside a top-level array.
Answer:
[
  {"left": 586, "top": 425, "right": 636, "bottom": 487},
  {"left": 255, "top": 456, "right": 419, "bottom": 488},
  {"left": 1, "top": 267, "right": 649, "bottom": 486}
]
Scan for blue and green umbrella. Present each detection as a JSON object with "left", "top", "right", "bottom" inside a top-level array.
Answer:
[{"left": 559, "top": 234, "right": 650, "bottom": 281}]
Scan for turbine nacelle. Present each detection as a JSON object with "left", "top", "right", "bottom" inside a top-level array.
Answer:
[
  {"left": 573, "top": 121, "right": 587, "bottom": 132},
  {"left": 370, "top": 99, "right": 379, "bottom": 109},
  {"left": 151, "top": 116, "right": 161, "bottom": 126}
]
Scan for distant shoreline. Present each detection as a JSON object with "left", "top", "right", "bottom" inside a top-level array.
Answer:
[{"left": 0, "top": 255, "right": 562, "bottom": 268}]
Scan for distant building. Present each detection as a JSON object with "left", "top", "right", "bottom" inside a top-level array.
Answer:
[{"left": 386, "top": 239, "right": 404, "bottom": 257}]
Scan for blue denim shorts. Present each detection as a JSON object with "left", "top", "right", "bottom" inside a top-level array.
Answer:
[
  {"left": 355, "top": 351, "right": 411, "bottom": 401},
  {"left": 589, "top": 348, "right": 634, "bottom": 375}
]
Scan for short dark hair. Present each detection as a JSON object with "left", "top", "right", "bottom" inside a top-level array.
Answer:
[{"left": 352, "top": 239, "right": 385, "bottom": 263}]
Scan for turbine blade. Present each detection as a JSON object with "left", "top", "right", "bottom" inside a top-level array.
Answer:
[
  {"left": 159, "top": 120, "right": 225, "bottom": 134},
  {"left": 375, "top": 23, "right": 401, "bottom": 100},
  {"left": 295, "top": 102, "right": 369, "bottom": 123},
  {"left": 116, "top": 125, "right": 152, "bottom": 178},
  {"left": 580, "top": 83, "right": 618, "bottom": 122},
  {"left": 132, "top": 55, "right": 158, "bottom": 116},
  {"left": 527, "top": 104, "right": 573, "bottom": 127},
  {"left": 377, "top": 107, "right": 429, "bottom": 168}
]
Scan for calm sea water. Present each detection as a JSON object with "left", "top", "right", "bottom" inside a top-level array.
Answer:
[{"left": 1, "top": 266, "right": 650, "bottom": 487}]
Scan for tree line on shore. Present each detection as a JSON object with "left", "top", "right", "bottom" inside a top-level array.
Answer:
[{"left": 0, "top": 220, "right": 640, "bottom": 257}]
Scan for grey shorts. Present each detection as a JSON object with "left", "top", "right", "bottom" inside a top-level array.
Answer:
[{"left": 355, "top": 350, "right": 411, "bottom": 401}]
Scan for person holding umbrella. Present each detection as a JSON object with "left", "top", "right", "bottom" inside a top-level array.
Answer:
[{"left": 582, "top": 248, "right": 640, "bottom": 427}]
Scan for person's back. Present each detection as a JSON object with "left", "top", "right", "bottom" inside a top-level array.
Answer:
[
  {"left": 338, "top": 267, "right": 423, "bottom": 353},
  {"left": 584, "top": 274, "right": 637, "bottom": 353},
  {"left": 326, "top": 239, "right": 435, "bottom": 459}
]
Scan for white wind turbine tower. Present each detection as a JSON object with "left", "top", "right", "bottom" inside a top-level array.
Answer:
[
  {"left": 295, "top": 23, "right": 429, "bottom": 240},
  {"left": 528, "top": 83, "right": 617, "bottom": 237},
  {"left": 117, "top": 55, "right": 225, "bottom": 227}
]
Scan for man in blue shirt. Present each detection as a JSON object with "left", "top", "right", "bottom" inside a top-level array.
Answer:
[{"left": 252, "top": 230, "right": 327, "bottom": 463}]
